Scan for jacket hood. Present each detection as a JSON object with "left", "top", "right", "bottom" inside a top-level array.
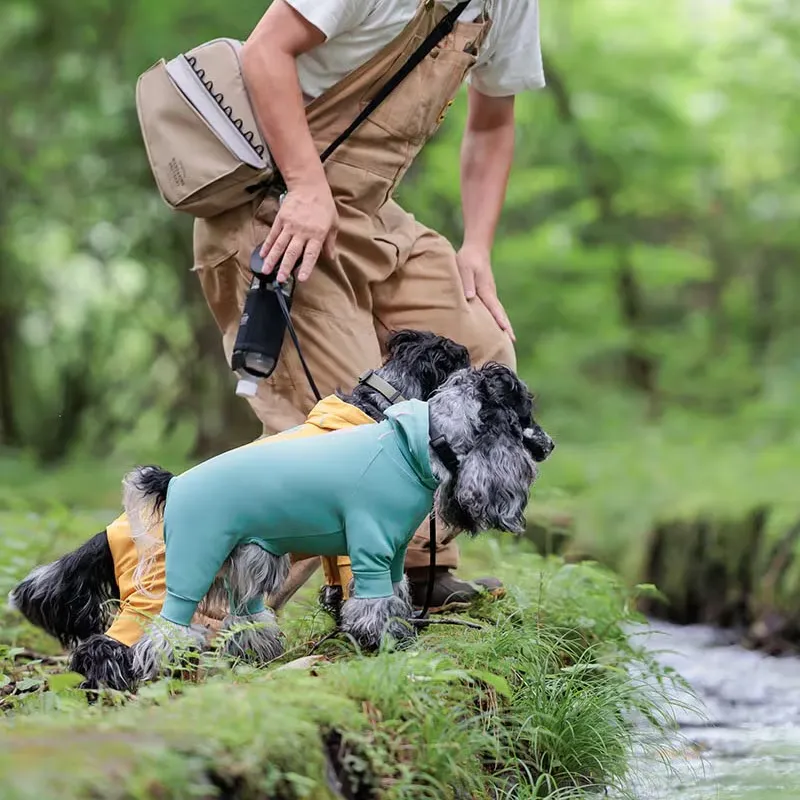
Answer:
[
  {"left": 306, "top": 395, "right": 376, "bottom": 432},
  {"left": 384, "top": 399, "right": 437, "bottom": 490}
]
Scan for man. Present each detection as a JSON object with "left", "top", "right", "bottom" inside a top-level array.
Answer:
[{"left": 193, "top": 0, "right": 544, "bottom": 609}]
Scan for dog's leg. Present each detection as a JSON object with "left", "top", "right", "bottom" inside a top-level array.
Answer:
[
  {"left": 340, "top": 581, "right": 415, "bottom": 651},
  {"left": 196, "top": 574, "right": 230, "bottom": 622},
  {"left": 393, "top": 575, "right": 412, "bottom": 607},
  {"left": 8, "top": 531, "right": 118, "bottom": 647},
  {"left": 220, "top": 544, "right": 288, "bottom": 665},
  {"left": 316, "top": 556, "right": 353, "bottom": 624},
  {"left": 268, "top": 557, "right": 321, "bottom": 612},
  {"left": 70, "top": 634, "right": 136, "bottom": 692},
  {"left": 129, "top": 617, "right": 208, "bottom": 683}
]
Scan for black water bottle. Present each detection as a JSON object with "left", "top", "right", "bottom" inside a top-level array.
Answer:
[{"left": 231, "top": 246, "right": 295, "bottom": 398}]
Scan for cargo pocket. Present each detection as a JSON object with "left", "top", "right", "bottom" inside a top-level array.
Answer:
[
  {"left": 194, "top": 251, "right": 243, "bottom": 338},
  {"left": 192, "top": 205, "right": 258, "bottom": 337}
]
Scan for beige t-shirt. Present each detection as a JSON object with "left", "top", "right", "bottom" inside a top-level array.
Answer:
[{"left": 286, "top": 0, "right": 545, "bottom": 99}]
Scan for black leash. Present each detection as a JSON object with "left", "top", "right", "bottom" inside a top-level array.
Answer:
[
  {"left": 416, "top": 514, "right": 437, "bottom": 620},
  {"left": 273, "top": 281, "right": 322, "bottom": 402},
  {"left": 246, "top": 1, "right": 472, "bottom": 621}
]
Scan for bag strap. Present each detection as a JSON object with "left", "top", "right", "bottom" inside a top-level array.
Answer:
[{"left": 319, "top": 1, "right": 470, "bottom": 163}]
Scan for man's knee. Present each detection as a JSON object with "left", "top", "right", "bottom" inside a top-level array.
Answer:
[{"left": 467, "top": 312, "right": 517, "bottom": 370}]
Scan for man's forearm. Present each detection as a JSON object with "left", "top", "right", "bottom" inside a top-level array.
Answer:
[
  {"left": 241, "top": 5, "right": 327, "bottom": 190},
  {"left": 460, "top": 89, "right": 516, "bottom": 254}
]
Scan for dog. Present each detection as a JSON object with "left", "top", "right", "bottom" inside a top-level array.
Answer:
[
  {"left": 124, "top": 362, "right": 552, "bottom": 690},
  {"left": 8, "top": 330, "right": 471, "bottom": 689}
]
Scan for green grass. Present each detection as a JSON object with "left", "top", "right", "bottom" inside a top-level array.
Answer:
[
  {"left": 516, "top": 407, "right": 800, "bottom": 630},
  {"left": 0, "top": 491, "right": 684, "bottom": 799}
]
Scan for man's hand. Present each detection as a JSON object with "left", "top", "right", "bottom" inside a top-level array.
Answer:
[
  {"left": 456, "top": 244, "right": 515, "bottom": 341},
  {"left": 243, "top": 1, "right": 337, "bottom": 283},
  {"left": 260, "top": 181, "right": 338, "bottom": 283}
]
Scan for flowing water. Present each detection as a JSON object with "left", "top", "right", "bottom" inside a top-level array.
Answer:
[{"left": 632, "top": 621, "right": 800, "bottom": 799}]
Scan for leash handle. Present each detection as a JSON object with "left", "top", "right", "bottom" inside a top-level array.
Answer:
[{"left": 253, "top": 191, "right": 321, "bottom": 403}]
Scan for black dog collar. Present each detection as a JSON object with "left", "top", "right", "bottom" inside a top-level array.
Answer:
[
  {"left": 428, "top": 418, "right": 460, "bottom": 477},
  {"left": 357, "top": 369, "right": 406, "bottom": 405}
]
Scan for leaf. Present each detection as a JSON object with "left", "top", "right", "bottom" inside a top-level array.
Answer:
[
  {"left": 634, "top": 583, "right": 667, "bottom": 602},
  {"left": 48, "top": 672, "right": 84, "bottom": 693},
  {"left": 15, "top": 677, "right": 43, "bottom": 692},
  {"left": 0, "top": 675, "right": 11, "bottom": 689},
  {"left": 467, "top": 669, "right": 513, "bottom": 699}
]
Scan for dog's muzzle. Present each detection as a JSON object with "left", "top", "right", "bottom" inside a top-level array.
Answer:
[{"left": 523, "top": 426, "right": 555, "bottom": 462}]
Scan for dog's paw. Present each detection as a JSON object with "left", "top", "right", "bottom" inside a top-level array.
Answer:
[
  {"left": 221, "top": 610, "right": 284, "bottom": 666},
  {"left": 340, "top": 595, "right": 415, "bottom": 651},
  {"left": 70, "top": 634, "right": 135, "bottom": 692},
  {"left": 130, "top": 617, "right": 207, "bottom": 683}
]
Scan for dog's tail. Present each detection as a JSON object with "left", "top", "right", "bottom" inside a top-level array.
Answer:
[
  {"left": 122, "top": 465, "right": 174, "bottom": 594},
  {"left": 8, "top": 530, "right": 118, "bottom": 648}
]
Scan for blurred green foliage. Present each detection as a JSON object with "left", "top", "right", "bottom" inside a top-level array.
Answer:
[{"left": 1, "top": 1, "right": 799, "bottom": 618}]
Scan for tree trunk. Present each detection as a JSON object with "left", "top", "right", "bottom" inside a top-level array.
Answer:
[{"left": 0, "top": 205, "right": 21, "bottom": 447}]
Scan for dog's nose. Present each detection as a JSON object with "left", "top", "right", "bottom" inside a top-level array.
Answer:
[{"left": 523, "top": 427, "right": 555, "bottom": 462}]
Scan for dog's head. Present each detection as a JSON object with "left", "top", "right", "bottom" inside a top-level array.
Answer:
[
  {"left": 428, "top": 363, "right": 554, "bottom": 535},
  {"left": 380, "top": 329, "right": 471, "bottom": 401}
]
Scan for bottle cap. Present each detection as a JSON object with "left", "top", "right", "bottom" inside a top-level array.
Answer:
[{"left": 235, "top": 378, "right": 259, "bottom": 397}]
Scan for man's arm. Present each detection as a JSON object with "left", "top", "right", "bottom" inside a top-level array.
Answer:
[
  {"left": 241, "top": 1, "right": 337, "bottom": 282},
  {"left": 457, "top": 86, "right": 516, "bottom": 341}
]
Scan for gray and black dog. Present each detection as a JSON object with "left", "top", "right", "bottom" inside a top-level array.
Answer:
[
  {"left": 8, "top": 329, "right": 473, "bottom": 691},
  {"left": 125, "top": 362, "right": 553, "bottom": 689}
]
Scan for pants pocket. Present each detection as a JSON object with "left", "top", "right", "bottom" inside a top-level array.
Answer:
[{"left": 194, "top": 254, "right": 246, "bottom": 339}]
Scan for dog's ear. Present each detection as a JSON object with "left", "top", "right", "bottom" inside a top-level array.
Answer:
[
  {"left": 425, "top": 336, "right": 470, "bottom": 394},
  {"left": 448, "top": 409, "right": 536, "bottom": 535},
  {"left": 477, "top": 362, "right": 533, "bottom": 425},
  {"left": 384, "top": 329, "right": 428, "bottom": 359},
  {"left": 385, "top": 330, "right": 470, "bottom": 400}
]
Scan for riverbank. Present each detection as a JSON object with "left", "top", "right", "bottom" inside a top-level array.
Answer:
[
  {"left": 0, "top": 503, "right": 681, "bottom": 799},
  {"left": 520, "top": 419, "right": 800, "bottom": 653}
]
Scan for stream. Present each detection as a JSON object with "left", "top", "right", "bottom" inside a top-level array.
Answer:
[{"left": 631, "top": 621, "right": 800, "bottom": 799}]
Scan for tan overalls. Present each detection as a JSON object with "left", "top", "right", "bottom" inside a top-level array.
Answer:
[{"left": 193, "top": 1, "right": 515, "bottom": 583}]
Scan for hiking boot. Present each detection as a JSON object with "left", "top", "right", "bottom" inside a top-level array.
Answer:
[{"left": 406, "top": 567, "right": 505, "bottom": 613}]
